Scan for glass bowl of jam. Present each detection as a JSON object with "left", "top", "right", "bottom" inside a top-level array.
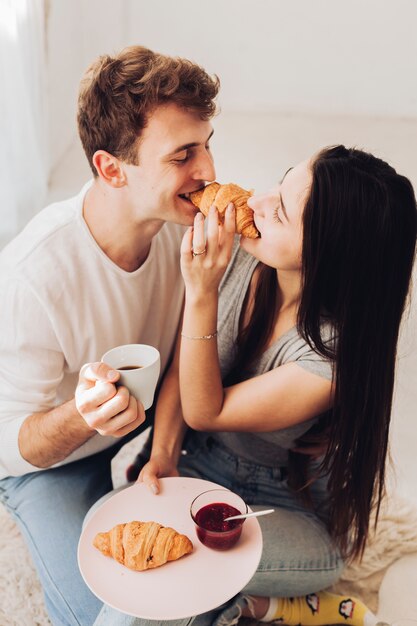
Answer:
[{"left": 190, "top": 489, "right": 248, "bottom": 550}]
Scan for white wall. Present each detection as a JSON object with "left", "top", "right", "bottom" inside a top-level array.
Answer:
[
  {"left": 46, "top": 0, "right": 128, "bottom": 171},
  {"left": 47, "top": 0, "right": 417, "bottom": 172},
  {"left": 123, "top": 0, "right": 417, "bottom": 117}
]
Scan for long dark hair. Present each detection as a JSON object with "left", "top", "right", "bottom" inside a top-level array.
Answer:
[{"left": 237, "top": 146, "right": 417, "bottom": 560}]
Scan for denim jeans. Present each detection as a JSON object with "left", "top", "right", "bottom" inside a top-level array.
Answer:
[
  {"left": 93, "top": 435, "right": 345, "bottom": 626},
  {"left": 0, "top": 433, "right": 141, "bottom": 626}
]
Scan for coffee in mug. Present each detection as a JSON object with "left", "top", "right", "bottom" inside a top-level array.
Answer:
[{"left": 101, "top": 344, "right": 160, "bottom": 410}]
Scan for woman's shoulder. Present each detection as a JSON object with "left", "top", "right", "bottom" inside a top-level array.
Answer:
[
  {"left": 222, "top": 237, "right": 257, "bottom": 281},
  {"left": 319, "top": 318, "right": 337, "bottom": 343},
  {"left": 219, "top": 239, "right": 258, "bottom": 305},
  {"left": 284, "top": 319, "right": 337, "bottom": 381}
]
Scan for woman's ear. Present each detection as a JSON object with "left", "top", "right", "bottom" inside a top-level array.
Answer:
[{"left": 92, "top": 150, "right": 127, "bottom": 187}]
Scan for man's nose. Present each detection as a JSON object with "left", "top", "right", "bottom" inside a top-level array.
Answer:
[{"left": 193, "top": 151, "right": 216, "bottom": 182}]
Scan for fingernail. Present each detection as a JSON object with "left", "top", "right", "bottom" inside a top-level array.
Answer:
[
  {"left": 196, "top": 212, "right": 204, "bottom": 221},
  {"left": 227, "top": 203, "right": 235, "bottom": 212},
  {"left": 151, "top": 484, "right": 159, "bottom": 495},
  {"left": 107, "top": 370, "right": 118, "bottom": 380},
  {"left": 209, "top": 204, "right": 217, "bottom": 214}
]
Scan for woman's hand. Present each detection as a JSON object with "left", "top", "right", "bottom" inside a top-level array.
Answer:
[
  {"left": 137, "top": 453, "right": 180, "bottom": 495},
  {"left": 180, "top": 203, "right": 236, "bottom": 298}
]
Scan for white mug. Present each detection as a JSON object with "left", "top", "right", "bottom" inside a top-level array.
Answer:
[{"left": 101, "top": 344, "right": 160, "bottom": 410}]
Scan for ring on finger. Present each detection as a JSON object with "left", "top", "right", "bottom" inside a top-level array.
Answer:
[{"left": 192, "top": 247, "right": 207, "bottom": 257}]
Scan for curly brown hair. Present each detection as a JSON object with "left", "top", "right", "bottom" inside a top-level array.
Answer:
[{"left": 77, "top": 45, "right": 220, "bottom": 176}]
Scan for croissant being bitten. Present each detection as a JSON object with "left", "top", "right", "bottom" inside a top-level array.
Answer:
[
  {"left": 93, "top": 520, "right": 193, "bottom": 571},
  {"left": 190, "top": 182, "right": 260, "bottom": 239}
]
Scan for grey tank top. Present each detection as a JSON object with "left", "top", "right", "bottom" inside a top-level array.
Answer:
[{"left": 190, "top": 240, "right": 335, "bottom": 468}]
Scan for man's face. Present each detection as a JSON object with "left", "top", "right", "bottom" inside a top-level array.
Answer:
[{"left": 122, "top": 103, "right": 216, "bottom": 225}]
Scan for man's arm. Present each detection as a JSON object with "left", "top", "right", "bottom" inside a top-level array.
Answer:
[
  {"left": 18, "top": 399, "right": 95, "bottom": 468},
  {"left": 18, "top": 362, "right": 146, "bottom": 469}
]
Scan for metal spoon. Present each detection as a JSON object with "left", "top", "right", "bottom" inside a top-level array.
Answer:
[{"left": 224, "top": 508, "right": 275, "bottom": 522}]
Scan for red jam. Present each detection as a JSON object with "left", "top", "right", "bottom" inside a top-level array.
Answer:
[{"left": 194, "top": 502, "right": 244, "bottom": 550}]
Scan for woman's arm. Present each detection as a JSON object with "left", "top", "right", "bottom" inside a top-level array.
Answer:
[
  {"left": 180, "top": 206, "right": 333, "bottom": 434},
  {"left": 182, "top": 361, "right": 333, "bottom": 432},
  {"left": 138, "top": 328, "right": 188, "bottom": 494}
]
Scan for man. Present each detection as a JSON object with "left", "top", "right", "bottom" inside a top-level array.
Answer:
[{"left": 0, "top": 45, "right": 219, "bottom": 625}]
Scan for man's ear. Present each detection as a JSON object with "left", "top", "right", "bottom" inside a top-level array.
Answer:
[{"left": 93, "top": 150, "right": 127, "bottom": 187}]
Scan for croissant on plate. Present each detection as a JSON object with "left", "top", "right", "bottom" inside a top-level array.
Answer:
[
  {"left": 93, "top": 520, "right": 193, "bottom": 571},
  {"left": 190, "top": 182, "right": 260, "bottom": 239}
]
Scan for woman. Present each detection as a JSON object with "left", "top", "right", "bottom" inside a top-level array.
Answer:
[{"left": 94, "top": 146, "right": 417, "bottom": 626}]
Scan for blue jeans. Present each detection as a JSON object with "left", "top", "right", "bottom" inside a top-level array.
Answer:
[
  {"left": 93, "top": 435, "right": 345, "bottom": 626},
  {"left": 0, "top": 436, "right": 138, "bottom": 626}
]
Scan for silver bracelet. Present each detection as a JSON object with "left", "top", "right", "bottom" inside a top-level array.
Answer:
[{"left": 181, "top": 331, "right": 218, "bottom": 340}]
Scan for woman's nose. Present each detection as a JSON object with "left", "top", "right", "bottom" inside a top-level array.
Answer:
[{"left": 247, "top": 193, "right": 265, "bottom": 216}]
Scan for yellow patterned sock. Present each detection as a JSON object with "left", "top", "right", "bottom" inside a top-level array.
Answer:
[{"left": 260, "top": 590, "right": 379, "bottom": 625}]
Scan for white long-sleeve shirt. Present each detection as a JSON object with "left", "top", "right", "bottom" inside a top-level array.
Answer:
[{"left": 0, "top": 182, "right": 185, "bottom": 478}]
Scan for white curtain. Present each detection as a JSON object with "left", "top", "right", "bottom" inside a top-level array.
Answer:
[{"left": 0, "top": 0, "right": 48, "bottom": 249}]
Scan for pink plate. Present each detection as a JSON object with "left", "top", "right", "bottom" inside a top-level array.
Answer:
[{"left": 78, "top": 477, "right": 263, "bottom": 620}]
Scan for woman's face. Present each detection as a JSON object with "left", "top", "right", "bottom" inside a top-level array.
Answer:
[{"left": 241, "top": 158, "right": 312, "bottom": 271}]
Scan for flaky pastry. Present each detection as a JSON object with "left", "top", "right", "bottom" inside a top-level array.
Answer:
[
  {"left": 190, "top": 182, "right": 260, "bottom": 238},
  {"left": 93, "top": 520, "right": 193, "bottom": 571}
]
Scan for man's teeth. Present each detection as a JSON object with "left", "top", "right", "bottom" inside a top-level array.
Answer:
[{"left": 180, "top": 193, "right": 191, "bottom": 200}]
